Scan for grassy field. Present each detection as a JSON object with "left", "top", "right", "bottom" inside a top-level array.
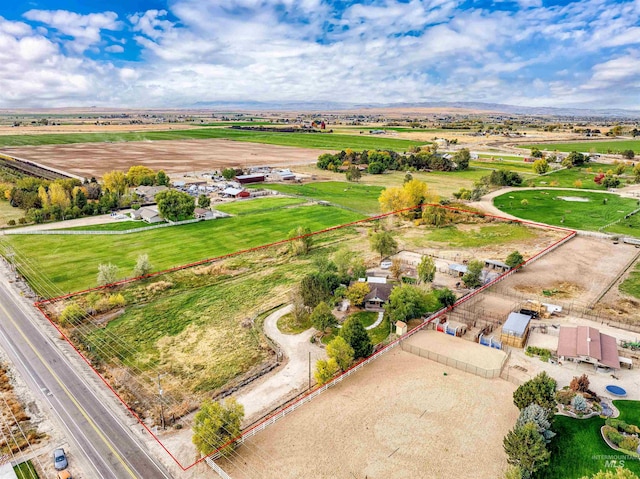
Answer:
[
  {"left": 470, "top": 160, "right": 537, "bottom": 175},
  {"left": 73, "top": 233, "right": 358, "bottom": 406},
  {"left": 215, "top": 197, "right": 306, "bottom": 215},
  {"left": 292, "top": 166, "right": 487, "bottom": 198},
  {"left": 0, "top": 201, "right": 24, "bottom": 226},
  {"left": 277, "top": 311, "right": 312, "bottom": 334},
  {"left": 530, "top": 162, "right": 634, "bottom": 190},
  {"left": 64, "top": 220, "right": 141, "bottom": 231},
  {"left": 493, "top": 190, "right": 639, "bottom": 232},
  {"left": 3, "top": 204, "right": 364, "bottom": 295},
  {"left": 248, "top": 182, "right": 384, "bottom": 214},
  {"left": 13, "top": 461, "right": 38, "bottom": 479},
  {"left": 0, "top": 127, "right": 425, "bottom": 151},
  {"left": 407, "top": 223, "right": 536, "bottom": 249},
  {"left": 604, "top": 210, "right": 640, "bottom": 237},
  {"left": 619, "top": 261, "right": 640, "bottom": 300},
  {"left": 540, "top": 414, "right": 640, "bottom": 479},
  {"left": 522, "top": 139, "right": 640, "bottom": 155}
]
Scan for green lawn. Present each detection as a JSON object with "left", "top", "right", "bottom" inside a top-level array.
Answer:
[
  {"left": 63, "top": 220, "right": 141, "bottom": 231},
  {"left": 407, "top": 223, "right": 535, "bottom": 249},
  {"left": 493, "top": 190, "right": 639, "bottom": 232},
  {"left": 277, "top": 311, "right": 313, "bottom": 334},
  {"left": 215, "top": 197, "right": 306, "bottom": 215},
  {"left": 619, "top": 261, "right": 640, "bottom": 300},
  {"left": 2, "top": 204, "right": 364, "bottom": 295},
  {"left": 13, "top": 461, "right": 38, "bottom": 479},
  {"left": 248, "top": 182, "right": 384, "bottom": 214},
  {"left": 0, "top": 201, "right": 24, "bottom": 226},
  {"left": 530, "top": 162, "right": 634, "bottom": 190},
  {"left": 605, "top": 210, "right": 640, "bottom": 238},
  {"left": 469, "top": 160, "right": 537, "bottom": 175},
  {"left": 521, "top": 140, "right": 640, "bottom": 155},
  {"left": 540, "top": 414, "right": 640, "bottom": 479},
  {"left": 0, "top": 127, "right": 425, "bottom": 151}
]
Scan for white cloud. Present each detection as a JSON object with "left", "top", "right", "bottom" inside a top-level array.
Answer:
[
  {"left": 105, "top": 44, "right": 124, "bottom": 53},
  {"left": 23, "top": 9, "right": 120, "bottom": 53}
]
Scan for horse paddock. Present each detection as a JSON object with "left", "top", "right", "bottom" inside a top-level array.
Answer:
[{"left": 217, "top": 348, "right": 518, "bottom": 479}]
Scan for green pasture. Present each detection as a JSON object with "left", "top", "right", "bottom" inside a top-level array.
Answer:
[
  {"left": 522, "top": 140, "right": 640, "bottom": 155},
  {"left": 2, "top": 204, "right": 363, "bottom": 295},
  {"left": 0, "top": 128, "right": 425, "bottom": 151},
  {"left": 493, "top": 190, "right": 639, "bottom": 232},
  {"left": 248, "top": 182, "right": 384, "bottom": 214},
  {"left": 620, "top": 260, "right": 640, "bottom": 300},
  {"left": 408, "top": 223, "right": 536, "bottom": 249},
  {"left": 215, "top": 197, "right": 305, "bottom": 215}
]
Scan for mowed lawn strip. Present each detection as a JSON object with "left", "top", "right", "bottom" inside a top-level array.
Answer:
[
  {"left": 0, "top": 127, "right": 425, "bottom": 151},
  {"left": 248, "top": 182, "right": 385, "bottom": 214},
  {"left": 4, "top": 205, "right": 363, "bottom": 295},
  {"left": 521, "top": 139, "right": 640, "bottom": 155},
  {"left": 215, "top": 197, "right": 306, "bottom": 215},
  {"left": 540, "top": 414, "right": 640, "bottom": 479},
  {"left": 493, "top": 190, "right": 638, "bottom": 232}
]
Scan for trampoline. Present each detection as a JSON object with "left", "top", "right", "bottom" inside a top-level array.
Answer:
[{"left": 606, "top": 385, "right": 627, "bottom": 397}]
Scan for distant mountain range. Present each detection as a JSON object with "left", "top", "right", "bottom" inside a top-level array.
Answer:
[{"left": 192, "top": 100, "right": 640, "bottom": 118}]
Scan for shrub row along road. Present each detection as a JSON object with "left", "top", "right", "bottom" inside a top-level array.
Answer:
[{"left": 0, "top": 263, "right": 173, "bottom": 479}]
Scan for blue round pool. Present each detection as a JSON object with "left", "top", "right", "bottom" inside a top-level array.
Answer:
[{"left": 606, "top": 385, "right": 627, "bottom": 397}]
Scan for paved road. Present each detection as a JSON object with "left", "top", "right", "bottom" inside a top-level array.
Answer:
[{"left": 0, "top": 267, "right": 174, "bottom": 479}]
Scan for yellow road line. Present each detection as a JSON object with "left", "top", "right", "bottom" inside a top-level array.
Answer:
[{"left": 0, "top": 300, "right": 138, "bottom": 478}]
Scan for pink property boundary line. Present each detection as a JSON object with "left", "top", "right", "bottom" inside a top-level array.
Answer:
[{"left": 31, "top": 204, "right": 577, "bottom": 471}]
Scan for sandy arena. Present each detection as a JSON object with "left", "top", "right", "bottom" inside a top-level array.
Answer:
[
  {"left": 217, "top": 348, "right": 517, "bottom": 479},
  {"left": 1, "top": 139, "right": 331, "bottom": 179}
]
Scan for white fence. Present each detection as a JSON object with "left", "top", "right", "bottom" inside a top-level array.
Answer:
[
  {"left": 205, "top": 457, "right": 232, "bottom": 479},
  {"left": 4, "top": 218, "right": 202, "bottom": 235}
]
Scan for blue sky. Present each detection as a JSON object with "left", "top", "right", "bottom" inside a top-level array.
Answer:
[{"left": 0, "top": 0, "right": 639, "bottom": 109}]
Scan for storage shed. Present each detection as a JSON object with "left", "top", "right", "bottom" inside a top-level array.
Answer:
[{"left": 499, "top": 312, "right": 532, "bottom": 348}]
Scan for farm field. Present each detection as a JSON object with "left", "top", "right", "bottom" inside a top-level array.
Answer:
[
  {"left": 1, "top": 203, "right": 364, "bottom": 295},
  {"left": 521, "top": 139, "right": 640, "bottom": 155},
  {"left": 291, "top": 166, "right": 493, "bottom": 199},
  {"left": 215, "top": 197, "right": 306, "bottom": 215},
  {"left": 248, "top": 182, "right": 384, "bottom": 214},
  {"left": 493, "top": 190, "right": 639, "bottom": 232},
  {"left": 0, "top": 127, "right": 425, "bottom": 150},
  {"left": 408, "top": 223, "right": 536, "bottom": 249},
  {"left": 470, "top": 159, "right": 536, "bottom": 175},
  {"left": 219, "top": 348, "right": 518, "bottom": 479}
]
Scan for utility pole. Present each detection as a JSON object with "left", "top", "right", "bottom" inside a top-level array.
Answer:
[{"left": 157, "top": 373, "right": 165, "bottom": 430}]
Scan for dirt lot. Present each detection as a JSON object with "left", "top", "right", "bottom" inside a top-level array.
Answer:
[
  {"left": 489, "top": 236, "right": 639, "bottom": 306},
  {"left": 217, "top": 348, "right": 517, "bottom": 479},
  {"left": 2, "top": 139, "right": 330, "bottom": 179}
]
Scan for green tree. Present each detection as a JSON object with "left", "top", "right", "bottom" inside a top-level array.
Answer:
[
  {"left": 288, "top": 226, "right": 313, "bottom": 256},
  {"left": 73, "top": 188, "right": 87, "bottom": 209},
  {"left": 516, "top": 404, "right": 555, "bottom": 443},
  {"left": 453, "top": 148, "right": 470, "bottom": 170},
  {"left": 299, "top": 272, "right": 341, "bottom": 308},
  {"left": 386, "top": 284, "right": 434, "bottom": 323},
  {"left": 315, "top": 358, "right": 340, "bottom": 385},
  {"left": 192, "top": 398, "right": 244, "bottom": 456},
  {"left": 326, "top": 336, "right": 354, "bottom": 371},
  {"left": 345, "top": 166, "right": 361, "bottom": 182},
  {"left": 621, "top": 149, "right": 635, "bottom": 160},
  {"left": 197, "top": 194, "right": 211, "bottom": 209},
  {"left": 462, "top": 260, "right": 484, "bottom": 288},
  {"left": 97, "top": 263, "right": 119, "bottom": 286},
  {"left": 155, "top": 190, "right": 196, "bottom": 221},
  {"left": 60, "top": 303, "right": 85, "bottom": 326},
  {"left": 422, "top": 205, "right": 447, "bottom": 227},
  {"left": 222, "top": 168, "right": 236, "bottom": 180},
  {"left": 310, "top": 302, "right": 336, "bottom": 331},
  {"left": 513, "top": 372, "right": 557, "bottom": 414},
  {"left": 505, "top": 251, "right": 524, "bottom": 270},
  {"left": 345, "top": 282, "right": 370, "bottom": 308},
  {"left": 434, "top": 288, "right": 456, "bottom": 307},
  {"left": 581, "top": 469, "right": 640, "bottom": 479},
  {"left": 532, "top": 159, "right": 549, "bottom": 174},
  {"left": 530, "top": 147, "right": 544, "bottom": 158},
  {"left": 156, "top": 170, "right": 170, "bottom": 186},
  {"left": 503, "top": 422, "right": 550, "bottom": 479},
  {"left": 567, "top": 151, "right": 586, "bottom": 166},
  {"left": 417, "top": 255, "right": 436, "bottom": 284},
  {"left": 133, "top": 254, "right": 152, "bottom": 277},
  {"left": 340, "top": 315, "right": 373, "bottom": 359},
  {"left": 370, "top": 231, "right": 397, "bottom": 259},
  {"left": 333, "top": 249, "right": 354, "bottom": 278}
]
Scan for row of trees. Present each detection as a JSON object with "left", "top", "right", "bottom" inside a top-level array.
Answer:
[
  {"left": 2, "top": 165, "right": 171, "bottom": 224},
  {"left": 317, "top": 147, "right": 471, "bottom": 176}
]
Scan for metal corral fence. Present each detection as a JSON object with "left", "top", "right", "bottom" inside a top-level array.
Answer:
[
  {"left": 4, "top": 218, "right": 203, "bottom": 235},
  {"left": 400, "top": 342, "right": 506, "bottom": 379}
]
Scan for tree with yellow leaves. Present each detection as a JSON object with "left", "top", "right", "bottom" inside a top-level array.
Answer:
[
  {"left": 378, "top": 179, "right": 435, "bottom": 219},
  {"left": 48, "top": 182, "right": 70, "bottom": 210},
  {"left": 102, "top": 171, "right": 127, "bottom": 196},
  {"left": 38, "top": 185, "right": 50, "bottom": 209}
]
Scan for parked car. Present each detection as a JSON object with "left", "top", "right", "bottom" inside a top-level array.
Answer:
[{"left": 53, "top": 448, "right": 68, "bottom": 470}]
